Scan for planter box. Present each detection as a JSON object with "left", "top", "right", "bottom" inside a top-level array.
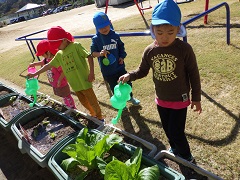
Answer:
[
  {"left": 98, "top": 123, "right": 157, "bottom": 157},
  {"left": 0, "top": 84, "right": 18, "bottom": 97},
  {"left": 48, "top": 130, "right": 185, "bottom": 180},
  {"left": 0, "top": 93, "right": 40, "bottom": 130},
  {"left": 39, "top": 97, "right": 70, "bottom": 113},
  {"left": 154, "top": 150, "right": 223, "bottom": 180},
  {"left": 11, "top": 107, "right": 84, "bottom": 168},
  {"left": 65, "top": 109, "right": 104, "bottom": 130}
]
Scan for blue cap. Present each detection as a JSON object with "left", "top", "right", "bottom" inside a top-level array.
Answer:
[
  {"left": 152, "top": 0, "right": 181, "bottom": 26},
  {"left": 93, "top": 12, "right": 111, "bottom": 30}
]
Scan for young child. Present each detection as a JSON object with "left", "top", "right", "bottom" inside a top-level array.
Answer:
[
  {"left": 29, "top": 39, "right": 76, "bottom": 109},
  {"left": 118, "top": 0, "right": 202, "bottom": 162},
  {"left": 91, "top": 12, "right": 140, "bottom": 107},
  {"left": 27, "top": 26, "right": 104, "bottom": 122}
]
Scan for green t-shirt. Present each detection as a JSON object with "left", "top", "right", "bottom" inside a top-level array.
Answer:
[{"left": 50, "top": 42, "right": 92, "bottom": 92}]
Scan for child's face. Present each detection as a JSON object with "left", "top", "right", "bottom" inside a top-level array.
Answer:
[
  {"left": 153, "top": 24, "right": 180, "bottom": 47},
  {"left": 42, "top": 52, "right": 48, "bottom": 59},
  {"left": 98, "top": 25, "right": 111, "bottom": 35},
  {"left": 42, "top": 51, "right": 53, "bottom": 59},
  {"left": 58, "top": 39, "right": 69, "bottom": 50}
]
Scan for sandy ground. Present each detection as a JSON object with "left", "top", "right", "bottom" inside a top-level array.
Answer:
[{"left": 0, "top": 2, "right": 156, "bottom": 54}]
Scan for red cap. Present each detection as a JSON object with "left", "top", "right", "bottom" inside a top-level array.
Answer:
[
  {"left": 47, "top": 26, "right": 74, "bottom": 49},
  {"left": 35, "top": 40, "right": 58, "bottom": 56},
  {"left": 36, "top": 40, "right": 49, "bottom": 56}
]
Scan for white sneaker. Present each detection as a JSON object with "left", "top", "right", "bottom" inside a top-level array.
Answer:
[{"left": 128, "top": 97, "right": 140, "bottom": 106}]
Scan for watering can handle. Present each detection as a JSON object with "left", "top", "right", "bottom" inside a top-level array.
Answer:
[{"left": 104, "top": 51, "right": 110, "bottom": 58}]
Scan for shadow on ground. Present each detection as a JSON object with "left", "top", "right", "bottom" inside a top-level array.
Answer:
[{"left": 0, "top": 130, "right": 57, "bottom": 180}]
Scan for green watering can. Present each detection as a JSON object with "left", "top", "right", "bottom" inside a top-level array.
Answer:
[
  {"left": 25, "top": 67, "right": 40, "bottom": 107},
  {"left": 25, "top": 78, "right": 40, "bottom": 107},
  {"left": 110, "top": 82, "right": 132, "bottom": 124}
]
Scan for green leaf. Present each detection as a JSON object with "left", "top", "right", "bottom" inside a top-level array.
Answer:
[
  {"left": 60, "top": 157, "right": 80, "bottom": 171},
  {"left": 137, "top": 165, "right": 160, "bottom": 180},
  {"left": 105, "top": 160, "right": 134, "bottom": 180},
  {"left": 125, "top": 147, "right": 142, "bottom": 177},
  {"left": 96, "top": 156, "right": 107, "bottom": 175},
  {"left": 76, "top": 127, "right": 89, "bottom": 143},
  {"left": 62, "top": 144, "right": 78, "bottom": 158}
]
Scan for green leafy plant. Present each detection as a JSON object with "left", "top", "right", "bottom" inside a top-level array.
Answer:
[
  {"left": 60, "top": 128, "right": 123, "bottom": 179},
  {"left": 102, "top": 147, "right": 160, "bottom": 180}
]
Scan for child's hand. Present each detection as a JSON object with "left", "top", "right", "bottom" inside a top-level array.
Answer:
[
  {"left": 118, "top": 58, "right": 124, "bottom": 64},
  {"left": 27, "top": 73, "right": 36, "bottom": 79},
  {"left": 118, "top": 73, "right": 130, "bottom": 84},
  {"left": 29, "top": 63, "right": 35, "bottom": 67},
  {"left": 191, "top": 101, "right": 202, "bottom": 114},
  {"left": 100, "top": 49, "right": 108, "bottom": 57}
]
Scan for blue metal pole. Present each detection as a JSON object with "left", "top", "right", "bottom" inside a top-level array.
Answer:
[{"left": 183, "top": 2, "right": 230, "bottom": 45}]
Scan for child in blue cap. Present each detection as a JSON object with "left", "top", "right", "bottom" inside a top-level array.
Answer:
[
  {"left": 119, "top": 0, "right": 202, "bottom": 162},
  {"left": 91, "top": 12, "right": 140, "bottom": 108}
]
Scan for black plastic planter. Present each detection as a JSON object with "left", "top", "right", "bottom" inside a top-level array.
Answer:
[
  {"left": 11, "top": 107, "right": 84, "bottom": 168},
  {"left": 0, "top": 84, "right": 18, "bottom": 97},
  {"left": 0, "top": 93, "right": 40, "bottom": 130}
]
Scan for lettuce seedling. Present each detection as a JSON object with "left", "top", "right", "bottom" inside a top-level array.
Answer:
[
  {"left": 104, "top": 147, "right": 160, "bottom": 180},
  {"left": 60, "top": 128, "right": 123, "bottom": 179}
]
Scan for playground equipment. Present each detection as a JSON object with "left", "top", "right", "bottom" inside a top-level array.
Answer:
[{"left": 104, "top": 0, "right": 195, "bottom": 18}]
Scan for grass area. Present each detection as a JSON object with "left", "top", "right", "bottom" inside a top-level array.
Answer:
[{"left": 0, "top": 0, "right": 240, "bottom": 179}]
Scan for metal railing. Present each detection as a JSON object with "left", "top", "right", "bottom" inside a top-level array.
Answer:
[
  {"left": 15, "top": 2, "right": 230, "bottom": 61},
  {"left": 182, "top": 2, "right": 230, "bottom": 44}
]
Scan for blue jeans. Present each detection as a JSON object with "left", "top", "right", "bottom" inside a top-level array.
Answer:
[
  {"left": 104, "top": 69, "right": 133, "bottom": 97},
  {"left": 157, "top": 105, "right": 191, "bottom": 159}
]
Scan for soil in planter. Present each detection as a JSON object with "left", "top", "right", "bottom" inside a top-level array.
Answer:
[
  {"left": 42, "top": 100, "right": 69, "bottom": 113},
  {"left": 0, "top": 96, "right": 30, "bottom": 122},
  {"left": 68, "top": 111, "right": 100, "bottom": 129},
  {"left": 21, "top": 113, "right": 79, "bottom": 155},
  {"left": 30, "top": 94, "right": 48, "bottom": 103},
  {"left": 158, "top": 157, "right": 208, "bottom": 180}
]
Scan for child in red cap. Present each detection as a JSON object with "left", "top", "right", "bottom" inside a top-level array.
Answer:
[
  {"left": 29, "top": 39, "right": 76, "bottom": 109},
  {"left": 27, "top": 26, "right": 104, "bottom": 122}
]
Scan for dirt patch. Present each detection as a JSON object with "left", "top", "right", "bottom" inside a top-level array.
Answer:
[
  {"left": 20, "top": 111, "right": 79, "bottom": 155},
  {"left": 0, "top": 95, "right": 30, "bottom": 122}
]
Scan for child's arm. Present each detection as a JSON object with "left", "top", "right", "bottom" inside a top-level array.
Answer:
[
  {"left": 27, "top": 63, "right": 52, "bottom": 78},
  {"left": 29, "top": 59, "right": 45, "bottom": 67},
  {"left": 87, "top": 55, "right": 95, "bottom": 82},
  {"left": 92, "top": 49, "right": 108, "bottom": 58}
]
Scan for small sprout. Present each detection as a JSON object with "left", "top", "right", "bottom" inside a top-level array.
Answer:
[
  {"left": 33, "top": 128, "right": 38, "bottom": 137},
  {"left": 9, "top": 96, "right": 17, "bottom": 102},
  {"left": 42, "top": 120, "right": 50, "bottom": 126},
  {"left": 49, "top": 132, "right": 56, "bottom": 139}
]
